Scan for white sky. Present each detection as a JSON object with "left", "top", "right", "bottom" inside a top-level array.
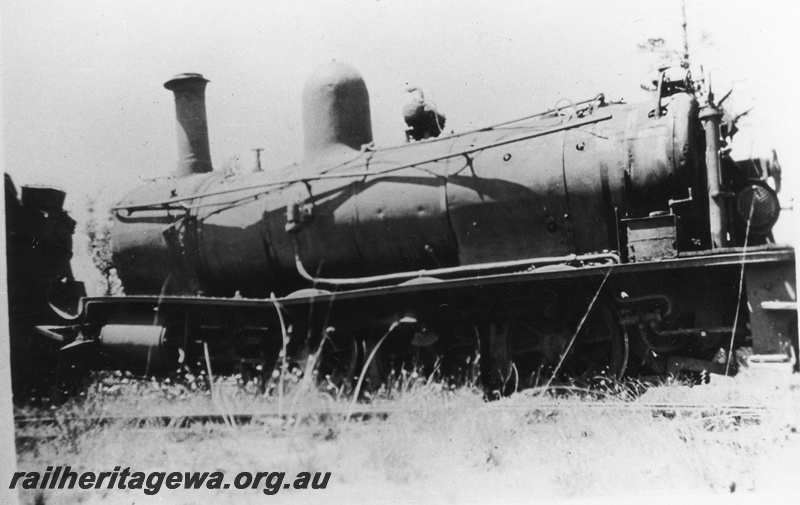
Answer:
[{"left": 2, "top": 0, "right": 798, "bottom": 288}]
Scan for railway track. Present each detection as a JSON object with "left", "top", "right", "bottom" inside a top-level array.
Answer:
[{"left": 14, "top": 402, "right": 775, "bottom": 430}]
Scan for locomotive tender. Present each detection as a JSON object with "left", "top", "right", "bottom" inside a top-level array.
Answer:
[
  {"left": 5, "top": 175, "right": 84, "bottom": 397},
  {"left": 39, "top": 62, "right": 797, "bottom": 393}
]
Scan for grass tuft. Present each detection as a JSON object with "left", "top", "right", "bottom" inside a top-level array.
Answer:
[{"left": 13, "top": 341, "right": 800, "bottom": 503}]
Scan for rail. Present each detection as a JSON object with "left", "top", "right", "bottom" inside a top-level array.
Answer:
[{"left": 13, "top": 402, "right": 773, "bottom": 431}]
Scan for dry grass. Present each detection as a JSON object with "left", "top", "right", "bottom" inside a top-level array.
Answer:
[{"left": 13, "top": 365, "right": 800, "bottom": 505}]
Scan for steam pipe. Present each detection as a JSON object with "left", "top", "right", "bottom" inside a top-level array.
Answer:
[
  {"left": 164, "top": 73, "right": 212, "bottom": 177},
  {"left": 294, "top": 241, "right": 619, "bottom": 289},
  {"left": 700, "top": 101, "right": 730, "bottom": 248}
]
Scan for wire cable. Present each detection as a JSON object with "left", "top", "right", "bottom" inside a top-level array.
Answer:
[{"left": 725, "top": 197, "right": 755, "bottom": 375}]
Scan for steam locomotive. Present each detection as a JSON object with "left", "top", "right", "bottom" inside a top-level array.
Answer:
[{"left": 31, "top": 62, "right": 797, "bottom": 394}]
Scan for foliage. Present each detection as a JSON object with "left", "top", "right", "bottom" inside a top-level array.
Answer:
[
  {"left": 637, "top": 2, "right": 713, "bottom": 91},
  {"left": 85, "top": 197, "right": 123, "bottom": 295},
  {"left": 14, "top": 370, "right": 800, "bottom": 503}
]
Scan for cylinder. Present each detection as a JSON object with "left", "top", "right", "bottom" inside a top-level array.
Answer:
[
  {"left": 302, "top": 61, "right": 373, "bottom": 160},
  {"left": 164, "top": 73, "right": 213, "bottom": 177},
  {"left": 99, "top": 324, "right": 175, "bottom": 374}
]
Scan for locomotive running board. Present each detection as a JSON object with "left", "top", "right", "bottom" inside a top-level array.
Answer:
[
  {"left": 75, "top": 245, "right": 795, "bottom": 312},
  {"left": 79, "top": 245, "right": 792, "bottom": 305}
]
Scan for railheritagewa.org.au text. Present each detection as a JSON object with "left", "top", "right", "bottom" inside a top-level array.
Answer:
[{"left": 10, "top": 466, "right": 331, "bottom": 496}]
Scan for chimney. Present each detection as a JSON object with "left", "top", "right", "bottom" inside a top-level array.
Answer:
[
  {"left": 302, "top": 62, "right": 373, "bottom": 161},
  {"left": 164, "top": 73, "right": 212, "bottom": 177}
]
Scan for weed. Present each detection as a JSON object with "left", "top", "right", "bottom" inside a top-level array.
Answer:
[{"left": 13, "top": 330, "right": 800, "bottom": 503}]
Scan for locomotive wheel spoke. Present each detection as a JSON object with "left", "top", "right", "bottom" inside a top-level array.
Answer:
[{"left": 505, "top": 299, "right": 627, "bottom": 392}]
